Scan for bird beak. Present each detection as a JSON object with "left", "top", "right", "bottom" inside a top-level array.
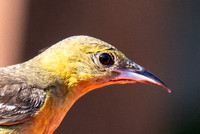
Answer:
[{"left": 111, "top": 60, "right": 171, "bottom": 93}]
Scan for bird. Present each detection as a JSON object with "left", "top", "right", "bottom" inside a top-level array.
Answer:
[{"left": 0, "top": 35, "right": 170, "bottom": 134}]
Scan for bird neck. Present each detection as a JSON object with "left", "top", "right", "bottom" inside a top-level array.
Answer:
[{"left": 6, "top": 85, "right": 83, "bottom": 134}]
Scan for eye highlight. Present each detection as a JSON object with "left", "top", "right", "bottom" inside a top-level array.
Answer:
[{"left": 99, "top": 52, "right": 114, "bottom": 66}]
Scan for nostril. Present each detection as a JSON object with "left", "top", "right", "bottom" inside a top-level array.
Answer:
[
  {"left": 132, "top": 65, "right": 140, "bottom": 70},
  {"left": 130, "top": 63, "right": 140, "bottom": 70},
  {"left": 127, "top": 60, "right": 141, "bottom": 70},
  {"left": 132, "top": 66, "right": 138, "bottom": 70}
]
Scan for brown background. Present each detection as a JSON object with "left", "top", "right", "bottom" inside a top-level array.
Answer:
[{"left": 0, "top": 0, "right": 200, "bottom": 134}]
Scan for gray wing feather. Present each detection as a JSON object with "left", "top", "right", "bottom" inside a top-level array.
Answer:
[{"left": 0, "top": 82, "right": 46, "bottom": 124}]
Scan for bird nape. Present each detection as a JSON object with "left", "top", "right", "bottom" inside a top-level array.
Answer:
[{"left": 0, "top": 35, "right": 170, "bottom": 134}]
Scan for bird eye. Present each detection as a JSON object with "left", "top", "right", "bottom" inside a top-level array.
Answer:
[{"left": 99, "top": 53, "right": 114, "bottom": 66}]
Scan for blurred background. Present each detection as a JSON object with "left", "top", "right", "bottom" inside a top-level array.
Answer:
[{"left": 0, "top": 0, "right": 200, "bottom": 134}]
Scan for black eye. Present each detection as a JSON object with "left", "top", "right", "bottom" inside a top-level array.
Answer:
[{"left": 99, "top": 53, "right": 114, "bottom": 65}]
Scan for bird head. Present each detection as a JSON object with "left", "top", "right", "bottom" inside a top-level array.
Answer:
[{"left": 38, "top": 35, "right": 170, "bottom": 95}]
